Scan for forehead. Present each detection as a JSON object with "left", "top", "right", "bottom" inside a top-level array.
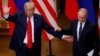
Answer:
[
  {"left": 25, "top": 6, "right": 33, "bottom": 10},
  {"left": 24, "top": 2, "right": 35, "bottom": 10},
  {"left": 78, "top": 11, "right": 87, "bottom": 16},
  {"left": 78, "top": 8, "right": 87, "bottom": 13}
]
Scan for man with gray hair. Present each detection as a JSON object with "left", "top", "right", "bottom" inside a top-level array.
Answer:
[{"left": 58, "top": 8, "right": 99, "bottom": 56}]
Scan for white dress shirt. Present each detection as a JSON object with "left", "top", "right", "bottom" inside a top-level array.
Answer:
[
  {"left": 23, "top": 16, "right": 35, "bottom": 44},
  {"left": 77, "top": 21, "right": 86, "bottom": 41}
]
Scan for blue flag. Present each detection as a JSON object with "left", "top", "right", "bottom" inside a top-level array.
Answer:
[
  {"left": 14, "top": 0, "right": 29, "bottom": 12},
  {"left": 78, "top": 0, "right": 96, "bottom": 24}
]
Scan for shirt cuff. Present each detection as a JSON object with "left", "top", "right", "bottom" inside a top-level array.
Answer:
[
  {"left": 62, "top": 35, "right": 69, "bottom": 39},
  {"left": 4, "top": 14, "right": 9, "bottom": 19}
]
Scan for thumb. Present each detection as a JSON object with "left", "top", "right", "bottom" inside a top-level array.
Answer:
[
  {"left": 8, "top": 7, "right": 11, "bottom": 11},
  {"left": 54, "top": 27, "right": 62, "bottom": 31}
]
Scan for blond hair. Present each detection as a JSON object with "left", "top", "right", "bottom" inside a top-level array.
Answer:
[{"left": 24, "top": 2, "right": 35, "bottom": 9}]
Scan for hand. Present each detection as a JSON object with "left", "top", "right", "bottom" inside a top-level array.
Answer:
[
  {"left": 62, "top": 35, "right": 74, "bottom": 43},
  {"left": 54, "top": 26, "right": 62, "bottom": 31},
  {"left": 2, "top": 4, "right": 11, "bottom": 15}
]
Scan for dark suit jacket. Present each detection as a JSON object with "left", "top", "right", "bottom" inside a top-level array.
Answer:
[
  {"left": 6, "top": 12, "right": 62, "bottom": 52},
  {"left": 61, "top": 20, "right": 99, "bottom": 56}
]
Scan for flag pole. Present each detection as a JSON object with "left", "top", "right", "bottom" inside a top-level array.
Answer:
[{"left": 48, "top": 40, "right": 55, "bottom": 56}]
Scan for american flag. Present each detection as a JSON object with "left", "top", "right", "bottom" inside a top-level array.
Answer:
[{"left": 32, "top": 0, "right": 58, "bottom": 41}]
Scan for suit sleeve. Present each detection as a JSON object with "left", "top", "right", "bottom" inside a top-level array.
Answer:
[
  {"left": 93, "top": 25, "right": 99, "bottom": 56},
  {"left": 60, "top": 28, "right": 72, "bottom": 35},
  {"left": 5, "top": 12, "right": 19, "bottom": 23},
  {"left": 41, "top": 17, "right": 63, "bottom": 39},
  {"left": 59, "top": 21, "right": 73, "bottom": 35}
]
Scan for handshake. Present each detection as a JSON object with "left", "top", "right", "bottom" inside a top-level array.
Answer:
[
  {"left": 54, "top": 26, "right": 74, "bottom": 43},
  {"left": 62, "top": 35, "right": 73, "bottom": 43}
]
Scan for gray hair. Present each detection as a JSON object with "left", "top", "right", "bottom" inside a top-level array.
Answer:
[{"left": 78, "top": 8, "right": 88, "bottom": 14}]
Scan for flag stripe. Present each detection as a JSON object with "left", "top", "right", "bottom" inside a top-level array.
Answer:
[
  {"left": 33, "top": 0, "right": 54, "bottom": 40},
  {"left": 34, "top": 0, "right": 56, "bottom": 40},
  {"left": 36, "top": 0, "right": 58, "bottom": 28},
  {"left": 33, "top": 0, "right": 58, "bottom": 40},
  {"left": 43, "top": 0, "right": 57, "bottom": 22},
  {"left": 33, "top": 0, "right": 51, "bottom": 25},
  {"left": 33, "top": 0, "right": 58, "bottom": 28},
  {"left": 33, "top": 0, "right": 51, "bottom": 41}
]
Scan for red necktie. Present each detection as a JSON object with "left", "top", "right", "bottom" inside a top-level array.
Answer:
[{"left": 27, "top": 18, "right": 32, "bottom": 49}]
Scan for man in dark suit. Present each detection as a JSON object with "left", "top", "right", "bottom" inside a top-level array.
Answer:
[
  {"left": 60, "top": 8, "right": 99, "bottom": 56},
  {"left": 3, "top": 2, "right": 69, "bottom": 56}
]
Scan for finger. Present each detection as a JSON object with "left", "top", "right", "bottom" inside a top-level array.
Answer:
[
  {"left": 2, "top": 5, "right": 8, "bottom": 9},
  {"left": 8, "top": 7, "right": 11, "bottom": 11},
  {"left": 54, "top": 27, "right": 62, "bottom": 31},
  {"left": 67, "top": 38, "right": 73, "bottom": 43},
  {"left": 9, "top": 7, "right": 11, "bottom": 9},
  {"left": 70, "top": 39, "right": 73, "bottom": 43},
  {"left": 54, "top": 28, "right": 61, "bottom": 31}
]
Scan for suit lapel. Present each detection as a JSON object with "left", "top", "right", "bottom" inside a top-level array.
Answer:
[
  {"left": 21, "top": 13, "right": 27, "bottom": 41},
  {"left": 73, "top": 21, "right": 78, "bottom": 42},
  {"left": 22, "top": 14, "right": 27, "bottom": 30},
  {"left": 34, "top": 14, "right": 36, "bottom": 32}
]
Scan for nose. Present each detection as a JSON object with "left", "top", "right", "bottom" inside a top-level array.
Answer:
[{"left": 27, "top": 11, "right": 30, "bottom": 14}]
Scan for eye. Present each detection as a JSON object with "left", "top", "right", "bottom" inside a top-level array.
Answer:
[
  {"left": 79, "top": 16, "right": 85, "bottom": 18},
  {"left": 81, "top": 17, "right": 85, "bottom": 18}
]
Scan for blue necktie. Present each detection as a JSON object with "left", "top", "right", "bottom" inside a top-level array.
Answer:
[{"left": 79, "top": 23, "right": 82, "bottom": 38}]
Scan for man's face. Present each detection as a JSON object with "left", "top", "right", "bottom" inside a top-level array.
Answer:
[
  {"left": 24, "top": 6, "right": 35, "bottom": 18},
  {"left": 78, "top": 9, "right": 87, "bottom": 23}
]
